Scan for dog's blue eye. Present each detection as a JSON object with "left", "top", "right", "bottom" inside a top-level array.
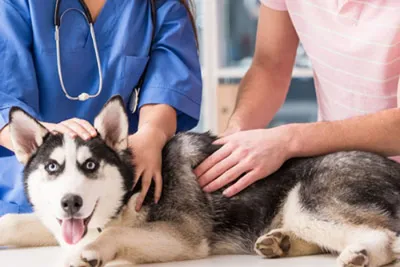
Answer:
[
  {"left": 86, "top": 161, "right": 95, "bottom": 169},
  {"left": 45, "top": 162, "right": 59, "bottom": 173},
  {"left": 84, "top": 160, "right": 97, "bottom": 171}
]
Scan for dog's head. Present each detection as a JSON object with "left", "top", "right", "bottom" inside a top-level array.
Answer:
[{"left": 8, "top": 96, "right": 134, "bottom": 245}]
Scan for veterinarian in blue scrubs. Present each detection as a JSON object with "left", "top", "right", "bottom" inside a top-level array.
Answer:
[{"left": 0, "top": 0, "right": 201, "bottom": 216}]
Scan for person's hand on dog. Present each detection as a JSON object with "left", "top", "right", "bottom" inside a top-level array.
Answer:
[
  {"left": 42, "top": 118, "right": 97, "bottom": 140},
  {"left": 194, "top": 125, "right": 295, "bottom": 197},
  {"left": 128, "top": 125, "right": 166, "bottom": 212}
]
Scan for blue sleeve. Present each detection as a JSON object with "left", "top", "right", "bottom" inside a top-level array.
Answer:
[
  {"left": 0, "top": 0, "right": 40, "bottom": 131},
  {"left": 138, "top": 0, "right": 202, "bottom": 132}
]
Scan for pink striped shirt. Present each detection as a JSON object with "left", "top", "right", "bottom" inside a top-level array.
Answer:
[{"left": 261, "top": 0, "right": 400, "bottom": 122}]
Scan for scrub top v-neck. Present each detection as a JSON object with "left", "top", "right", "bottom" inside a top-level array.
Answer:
[{"left": 0, "top": 0, "right": 202, "bottom": 215}]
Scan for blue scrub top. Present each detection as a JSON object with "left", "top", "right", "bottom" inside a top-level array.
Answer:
[{"left": 0, "top": 0, "right": 202, "bottom": 216}]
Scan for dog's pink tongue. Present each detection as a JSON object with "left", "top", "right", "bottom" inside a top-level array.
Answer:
[{"left": 61, "top": 218, "right": 85, "bottom": 245}]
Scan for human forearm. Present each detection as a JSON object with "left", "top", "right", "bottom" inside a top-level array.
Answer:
[
  {"left": 136, "top": 104, "right": 177, "bottom": 145},
  {"left": 227, "top": 5, "right": 299, "bottom": 132},
  {"left": 228, "top": 62, "right": 292, "bottom": 131},
  {"left": 289, "top": 108, "right": 400, "bottom": 158}
]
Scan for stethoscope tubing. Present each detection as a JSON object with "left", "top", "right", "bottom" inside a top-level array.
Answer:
[
  {"left": 54, "top": 0, "right": 102, "bottom": 101},
  {"left": 54, "top": 0, "right": 156, "bottom": 105}
]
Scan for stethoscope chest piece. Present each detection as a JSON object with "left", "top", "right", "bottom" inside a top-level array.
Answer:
[{"left": 78, "top": 93, "right": 90, "bottom": 101}]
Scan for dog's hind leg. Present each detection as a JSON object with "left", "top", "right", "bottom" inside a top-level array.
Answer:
[
  {"left": 254, "top": 228, "right": 323, "bottom": 258},
  {"left": 335, "top": 229, "right": 397, "bottom": 267},
  {"left": 0, "top": 213, "right": 57, "bottom": 247},
  {"left": 67, "top": 222, "right": 209, "bottom": 267},
  {"left": 280, "top": 185, "right": 397, "bottom": 267}
]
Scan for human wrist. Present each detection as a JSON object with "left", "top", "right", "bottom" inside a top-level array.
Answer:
[
  {"left": 226, "top": 116, "right": 246, "bottom": 132},
  {"left": 135, "top": 124, "right": 170, "bottom": 147},
  {"left": 279, "top": 123, "right": 302, "bottom": 160}
]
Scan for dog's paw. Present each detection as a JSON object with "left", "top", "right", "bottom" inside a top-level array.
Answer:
[
  {"left": 0, "top": 214, "right": 19, "bottom": 245},
  {"left": 65, "top": 249, "right": 103, "bottom": 267},
  {"left": 254, "top": 230, "right": 291, "bottom": 258},
  {"left": 337, "top": 248, "right": 369, "bottom": 267},
  {"left": 80, "top": 250, "right": 103, "bottom": 267},
  {"left": 66, "top": 258, "right": 91, "bottom": 267}
]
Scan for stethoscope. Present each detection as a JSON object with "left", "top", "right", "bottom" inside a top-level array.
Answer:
[{"left": 54, "top": 0, "right": 156, "bottom": 111}]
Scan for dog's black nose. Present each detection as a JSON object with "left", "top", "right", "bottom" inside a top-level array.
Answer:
[{"left": 61, "top": 194, "right": 83, "bottom": 215}]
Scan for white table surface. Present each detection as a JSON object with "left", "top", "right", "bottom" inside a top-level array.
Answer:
[{"left": 1, "top": 246, "right": 400, "bottom": 267}]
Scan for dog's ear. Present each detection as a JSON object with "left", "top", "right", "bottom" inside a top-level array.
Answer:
[
  {"left": 94, "top": 96, "right": 129, "bottom": 151},
  {"left": 8, "top": 107, "right": 49, "bottom": 164}
]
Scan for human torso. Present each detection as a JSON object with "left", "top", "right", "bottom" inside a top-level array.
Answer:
[{"left": 286, "top": 0, "right": 400, "bottom": 121}]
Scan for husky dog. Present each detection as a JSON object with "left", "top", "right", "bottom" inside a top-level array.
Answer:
[{"left": 1, "top": 96, "right": 400, "bottom": 267}]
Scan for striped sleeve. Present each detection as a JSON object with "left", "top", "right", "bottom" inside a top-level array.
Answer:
[{"left": 259, "top": 0, "right": 288, "bottom": 11}]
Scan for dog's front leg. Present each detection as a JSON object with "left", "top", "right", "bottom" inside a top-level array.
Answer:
[
  {"left": 0, "top": 213, "right": 57, "bottom": 247},
  {"left": 67, "top": 222, "right": 209, "bottom": 267}
]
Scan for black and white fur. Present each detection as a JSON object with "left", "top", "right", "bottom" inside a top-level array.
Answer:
[{"left": 1, "top": 95, "right": 400, "bottom": 267}]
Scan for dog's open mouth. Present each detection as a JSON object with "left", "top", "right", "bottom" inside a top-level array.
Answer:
[{"left": 57, "top": 201, "right": 98, "bottom": 245}]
